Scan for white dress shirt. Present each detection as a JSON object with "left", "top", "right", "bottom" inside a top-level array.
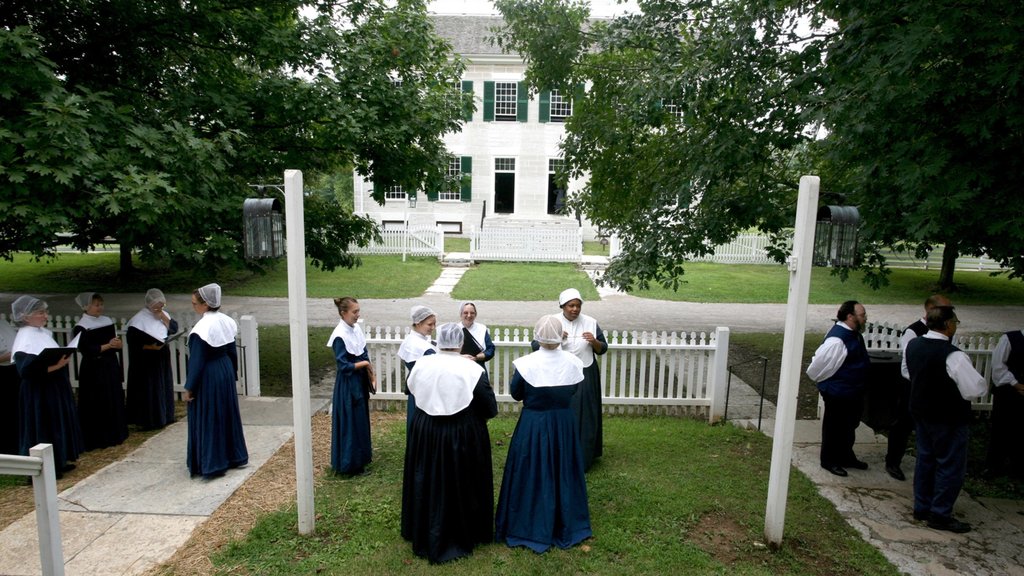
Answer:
[
  {"left": 806, "top": 322, "right": 854, "bottom": 383},
  {"left": 991, "top": 331, "right": 1022, "bottom": 387},
  {"left": 916, "top": 331, "right": 988, "bottom": 400}
]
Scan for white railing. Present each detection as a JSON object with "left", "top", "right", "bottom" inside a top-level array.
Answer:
[
  {"left": 348, "top": 224, "right": 444, "bottom": 258},
  {"left": 470, "top": 224, "right": 583, "bottom": 263},
  {"left": 1, "top": 313, "right": 261, "bottom": 397},
  {"left": 363, "top": 325, "right": 731, "bottom": 423},
  {"left": 0, "top": 443, "right": 63, "bottom": 576}
]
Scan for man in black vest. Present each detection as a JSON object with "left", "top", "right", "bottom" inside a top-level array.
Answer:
[
  {"left": 807, "top": 300, "right": 870, "bottom": 477},
  {"left": 906, "top": 306, "right": 986, "bottom": 533},
  {"left": 889, "top": 294, "right": 953, "bottom": 481},
  {"left": 985, "top": 327, "right": 1024, "bottom": 477}
]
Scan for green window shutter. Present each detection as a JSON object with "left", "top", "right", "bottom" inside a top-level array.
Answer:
[
  {"left": 573, "top": 83, "right": 585, "bottom": 116},
  {"left": 483, "top": 81, "right": 494, "bottom": 122},
  {"left": 461, "top": 80, "right": 474, "bottom": 122},
  {"left": 426, "top": 185, "right": 439, "bottom": 202},
  {"left": 517, "top": 81, "right": 528, "bottom": 122},
  {"left": 460, "top": 156, "right": 472, "bottom": 202},
  {"left": 539, "top": 89, "right": 550, "bottom": 123}
]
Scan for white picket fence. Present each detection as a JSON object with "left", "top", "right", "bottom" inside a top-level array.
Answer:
[
  {"left": 348, "top": 224, "right": 444, "bottom": 258},
  {"left": 1, "top": 313, "right": 261, "bottom": 397},
  {"left": 363, "top": 325, "right": 731, "bottom": 422},
  {"left": 0, "top": 444, "right": 63, "bottom": 576},
  {"left": 862, "top": 321, "right": 1000, "bottom": 410},
  {"left": 469, "top": 224, "right": 583, "bottom": 263}
]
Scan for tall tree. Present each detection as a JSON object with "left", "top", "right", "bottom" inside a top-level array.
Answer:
[
  {"left": 0, "top": 0, "right": 467, "bottom": 275},
  {"left": 494, "top": 0, "right": 1024, "bottom": 291}
]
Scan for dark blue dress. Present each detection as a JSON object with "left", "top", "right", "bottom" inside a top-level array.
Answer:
[
  {"left": 15, "top": 351, "right": 84, "bottom": 470},
  {"left": 495, "top": 372, "right": 592, "bottom": 553},
  {"left": 1, "top": 363, "right": 19, "bottom": 455},
  {"left": 125, "top": 321, "right": 179, "bottom": 429},
  {"left": 331, "top": 338, "right": 372, "bottom": 474},
  {"left": 185, "top": 335, "right": 248, "bottom": 477},
  {"left": 403, "top": 348, "right": 435, "bottom": 431},
  {"left": 74, "top": 322, "right": 128, "bottom": 450}
]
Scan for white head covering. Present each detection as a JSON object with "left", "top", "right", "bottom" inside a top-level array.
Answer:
[
  {"left": 534, "top": 314, "right": 564, "bottom": 344},
  {"left": 458, "top": 301, "right": 476, "bottom": 320},
  {"left": 11, "top": 295, "right": 45, "bottom": 326},
  {"left": 197, "top": 283, "right": 222, "bottom": 308},
  {"left": 75, "top": 292, "right": 100, "bottom": 310},
  {"left": 559, "top": 288, "right": 583, "bottom": 307},
  {"left": 411, "top": 305, "right": 435, "bottom": 325},
  {"left": 145, "top": 288, "right": 167, "bottom": 307},
  {"left": 407, "top": 353, "right": 484, "bottom": 416},
  {"left": 437, "top": 322, "right": 464, "bottom": 350}
]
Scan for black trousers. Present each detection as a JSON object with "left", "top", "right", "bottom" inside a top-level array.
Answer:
[
  {"left": 986, "top": 385, "right": 1024, "bottom": 476},
  {"left": 820, "top": 391, "right": 864, "bottom": 468},
  {"left": 886, "top": 379, "right": 914, "bottom": 468}
]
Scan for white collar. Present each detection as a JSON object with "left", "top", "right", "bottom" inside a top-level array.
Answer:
[
  {"left": 190, "top": 311, "right": 237, "bottom": 347},
  {"left": 12, "top": 326, "right": 61, "bottom": 356},
  {"left": 127, "top": 308, "right": 171, "bottom": 341},
  {"left": 407, "top": 352, "right": 484, "bottom": 416},
  {"left": 76, "top": 314, "right": 114, "bottom": 330},
  {"left": 398, "top": 330, "right": 435, "bottom": 363},
  {"left": 513, "top": 348, "right": 584, "bottom": 387},
  {"left": 328, "top": 319, "right": 365, "bottom": 355}
]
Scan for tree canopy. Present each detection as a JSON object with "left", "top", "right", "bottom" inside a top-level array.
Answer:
[
  {"left": 494, "top": 0, "right": 1024, "bottom": 291},
  {"left": 0, "top": 0, "right": 468, "bottom": 274}
]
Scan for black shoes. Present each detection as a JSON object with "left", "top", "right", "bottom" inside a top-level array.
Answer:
[
  {"left": 913, "top": 510, "right": 929, "bottom": 521},
  {"left": 886, "top": 464, "right": 906, "bottom": 481},
  {"left": 844, "top": 459, "right": 869, "bottom": 470},
  {"left": 926, "top": 515, "right": 971, "bottom": 534},
  {"left": 823, "top": 464, "right": 848, "bottom": 477}
]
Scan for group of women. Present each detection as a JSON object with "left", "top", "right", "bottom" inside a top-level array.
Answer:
[
  {"left": 2, "top": 283, "right": 248, "bottom": 481},
  {"left": 327, "top": 290, "right": 607, "bottom": 564}
]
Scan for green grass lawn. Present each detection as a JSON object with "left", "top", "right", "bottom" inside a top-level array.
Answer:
[
  {"left": 452, "top": 261, "right": 600, "bottom": 301},
  {"left": 211, "top": 415, "right": 898, "bottom": 576}
]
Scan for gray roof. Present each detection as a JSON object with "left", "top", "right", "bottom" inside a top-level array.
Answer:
[{"left": 431, "top": 14, "right": 509, "bottom": 56}]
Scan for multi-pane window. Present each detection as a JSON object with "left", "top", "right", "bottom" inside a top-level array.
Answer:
[
  {"left": 549, "top": 89, "right": 572, "bottom": 122},
  {"left": 494, "top": 82, "right": 518, "bottom": 121},
  {"left": 662, "top": 98, "right": 684, "bottom": 120},
  {"left": 547, "top": 158, "right": 567, "bottom": 215},
  {"left": 439, "top": 157, "right": 462, "bottom": 201},
  {"left": 384, "top": 185, "right": 406, "bottom": 200},
  {"left": 494, "top": 157, "right": 516, "bottom": 214},
  {"left": 495, "top": 157, "right": 516, "bottom": 172}
]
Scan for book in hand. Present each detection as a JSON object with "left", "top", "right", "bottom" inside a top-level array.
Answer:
[
  {"left": 35, "top": 346, "right": 77, "bottom": 366},
  {"left": 164, "top": 329, "right": 187, "bottom": 344}
]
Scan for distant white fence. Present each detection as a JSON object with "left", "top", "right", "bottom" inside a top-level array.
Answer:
[
  {"left": 363, "top": 325, "right": 731, "bottom": 422},
  {"left": 609, "top": 233, "right": 1006, "bottom": 271},
  {"left": 0, "top": 443, "right": 63, "bottom": 576},
  {"left": 862, "top": 321, "right": 999, "bottom": 411},
  {"left": 470, "top": 224, "right": 583, "bottom": 263},
  {"left": 1, "top": 313, "right": 261, "bottom": 397},
  {"left": 348, "top": 224, "right": 444, "bottom": 258}
]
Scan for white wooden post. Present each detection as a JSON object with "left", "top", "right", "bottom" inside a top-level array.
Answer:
[
  {"left": 285, "top": 169, "right": 315, "bottom": 535},
  {"left": 765, "top": 175, "right": 819, "bottom": 545},
  {"left": 240, "top": 315, "right": 260, "bottom": 396},
  {"left": 31, "top": 444, "right": 64, "bottom": 576},
  {"left": 709, "top": 327, "right": 730, "bottom": 424}
]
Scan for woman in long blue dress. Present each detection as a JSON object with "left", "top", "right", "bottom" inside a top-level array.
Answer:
[
  {"left": 556, "top": 288, "right": 607, "bottom": 471},
  {"left": 397, "top": 305, "right": 437, "bottom": 432},
  {"left": 496, "top": 314, "right": 592, "bottom": 553},
  {"left": 73, "top": 292, "right": 128, "bottom": 450},
  {"left": 10, "top": 295, "right": 83, "bottom": 475},
  {"left": 402, "top": 323, "right": 497, "bottom": 563},
  {"left": 184, "top": 284, "right": 248, "bottom": 479},
  {"left": 328, "top": 297, "right": 375, "bottom": 475},
  {"left": 125, "top": 288, "right": 179, "bottom": 430}
]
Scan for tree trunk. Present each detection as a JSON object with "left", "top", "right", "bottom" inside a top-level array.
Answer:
[
  {"left": 118, "top": 242, "right": 136, "bottom": 278},
  {"left": 938, "top": 241, "right": 958, "bottom": 291}
]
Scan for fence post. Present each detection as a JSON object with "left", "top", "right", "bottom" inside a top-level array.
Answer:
[
  {"left": 709, "top": 327, "right": 730, "bottom": 424},
  {"left": 240, "top": 315, "right": 260, "bottom": 397},
  {"left": 31, "top": 443, "right": 64, "bottom": 576}
]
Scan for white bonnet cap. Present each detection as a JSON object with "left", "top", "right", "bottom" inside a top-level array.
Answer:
[
  {"left": 558, "top": 288, "right": 583, "bottom": 307},
  {"left": 411, "top": 305, "right": 435, "bottom": 325},
  {"left": 534, "top": 314, "right": 564, "bottom": 344},
  {"left": 436, "top": 322, "right": 464, "bottom": 349},
  {"left": 11, "top": 295, "right": 45, "bottom": 325},
  {"left": 145, "top": 288, "right": 167, "bottom": 307},
  {"left": 197, "top": 283, "right": 222, "bottom": 308},
  {"left": 75, "top": 292, "right": 99, "bottom": 310}
]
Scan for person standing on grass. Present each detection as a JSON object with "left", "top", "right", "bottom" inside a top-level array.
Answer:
[
  {"left": 328, "top": 296, "right": 375, "bottom": 476},
  {"left": 184, "top": 284, "right": 248, "bottom": 479},
  {"left": 906, "top": 305, "right": 986, "bottom": 533},
  {"left": 496, "top": 314, "right": 592, "bottom": 553},
  {"left": 398, "top": 305, "right": 437, "bottom": 433},
  {"left": 553, "top": 288, "right": 607, "bottom": 471},
  {"left": 125, "top": 289, "right": 180, "bottom": 430},
  {"left": 10, "top": 295, "right": 83, "bottom": 477},
  {"left": 458, "top": 301, "right": 495, "bottom": 367},
  {"left": 73, "top": 292, "right": 128, "bottom": 450},
  {"left": 984, "top": 326, "right": 1024, "bottom": 478},
  {"left": 401, "top": 322, "right": 496, "bottom": 564},
  {"left": 888, "top": 294, "right": 954, "bottom": 481},
  {"left": 806, "top": 300, "right": 870, "bottom": 477}
]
